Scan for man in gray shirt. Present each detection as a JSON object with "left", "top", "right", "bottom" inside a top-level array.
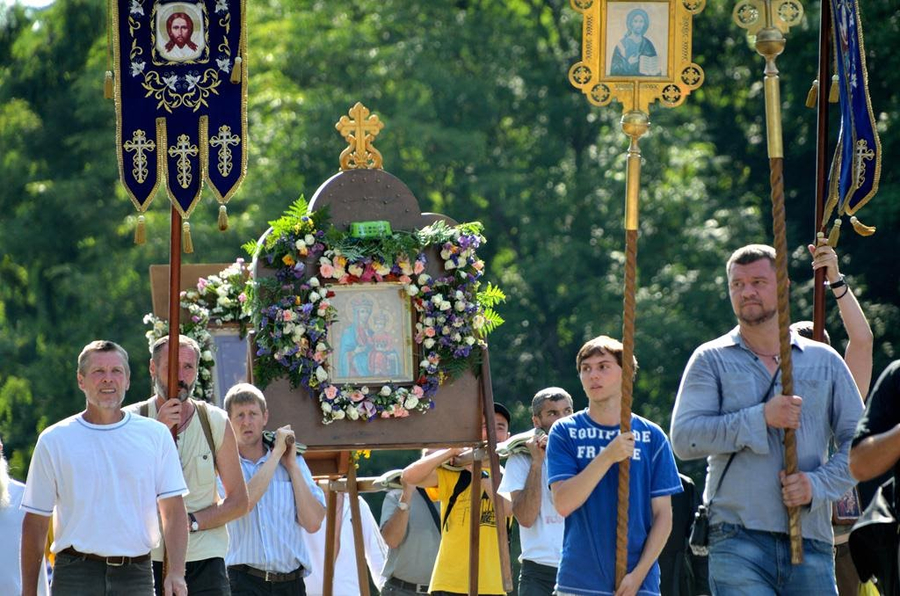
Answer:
[
  {"left": 670, "top": 244, "right": 862, "bottom": 595},
  {"left": 380, "top": 461, "right": 441, "bottom": 596}
]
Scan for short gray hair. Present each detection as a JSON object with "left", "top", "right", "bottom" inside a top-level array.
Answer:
[
  {"left": 150, "top": 334, "right": 201, "bottom": 367},
  {"left": 77, "top": 341, "right": 130, "bottom": 376},
  {"left": 531, "top": 387, "right": 573, "bottom": 417}
]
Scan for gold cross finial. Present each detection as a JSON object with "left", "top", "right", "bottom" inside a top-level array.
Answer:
[{"left": 335, "top": 102, "right": 385, "bottom": 170}]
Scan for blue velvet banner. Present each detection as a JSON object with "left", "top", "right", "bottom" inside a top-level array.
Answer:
[
  {"left": 114, "top": 0, "right": 247, "bottom": 218},
  {"left": 828, "top": 0, "right": 881, "bottom": 215}
]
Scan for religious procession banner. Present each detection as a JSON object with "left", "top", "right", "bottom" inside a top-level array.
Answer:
[
  {"left": 828, "top": 0, "right": 881, "bottom": 216},
  {"left": 113, "top": 0, "right": 247, "bottom": 237}
]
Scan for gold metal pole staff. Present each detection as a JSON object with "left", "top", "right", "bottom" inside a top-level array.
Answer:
[
  {"left": 568, "top": 0, "right": 705, "bottom": 587},
  {"left": 733, "top": 0, "right": 804, "bottom": 565}
]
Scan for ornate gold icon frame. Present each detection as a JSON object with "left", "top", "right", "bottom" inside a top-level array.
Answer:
[{"left": 569, "top": 0, "right": 706, "bottom": 114}]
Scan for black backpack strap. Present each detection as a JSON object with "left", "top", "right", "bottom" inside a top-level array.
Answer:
[
  {"left": 417, "top": 487, "right": 441, "bottom": 533},
  {"left": 442, "top": 470, "right": 472, "bottom": 531}
]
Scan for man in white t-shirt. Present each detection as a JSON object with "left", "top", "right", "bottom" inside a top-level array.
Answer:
[
  {"left": 20, "top": 340, "right": 189, "bottom": 596},
  {"left": 0, "top": 434, "right": 47, "bottom": 595},
  {"left": 498, "top": 387, "right": 573, "bottom": 596}
]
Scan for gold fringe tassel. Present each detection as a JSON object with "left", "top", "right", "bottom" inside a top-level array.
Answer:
[
  {"left": 805, "top": 80, "right": 818, "bottom": 109},
  {"left": 827, "top": 219, "right": 842, "bottom": 247},
  {"left": 104, "top": 71, "right": 114, "bottom": 100},
  {"left": 850, "top": 216, "right": 876, "bottom": 236},
  {"left": 217, "top": 204, "right": 229, "bottom": 231},
  {"left": 829, "top": 75, "right": 840, "bottom": 103},
  {"left": 134, "top": 214, "right": 146, "bottom": 245},
  {"left": 183, "top": 221, "right": 194, "bottom": 253},
  {"left": 230, "top": 56, "right": 242, "bottom": 84}
]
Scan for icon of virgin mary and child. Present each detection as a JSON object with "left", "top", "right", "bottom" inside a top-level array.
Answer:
[{"left": 609, "top": 8, "right": 661, "bottom": 77}]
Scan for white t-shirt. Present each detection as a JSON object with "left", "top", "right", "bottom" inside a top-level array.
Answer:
[
  {"left": 302, "top": 495, "right": 387, "bottom": 596},
  {"left": 1, "top": 479, "right": 48, "bottom": 595},
  {"left": 497, "top": 452, "right": 565, "bottom": 567},
  {"left": 22, "top": 412, "right": 188, "bottom": 556}
]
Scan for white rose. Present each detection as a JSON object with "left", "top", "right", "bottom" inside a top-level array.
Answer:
[
  {"left": 295, "top": 239, "right": 306, "bottom": 250},
  {"left": 439, "top": 301, "right": 451, "bottom": 311},
  {"left": 455, "top": 290, "right": 464, "bottom": 300},
  {"left": 452, "top": 333, "right": 462, "bottom": 342},
  {"left": 284, "top": 322, "right": 295, "bottom": 334},
  {"left": 465, "top": 336, "right": 476, "bottom": 345},
  {"left": 424, "top": 317, "right": 434, "bottom": 326},
  {"left": 322, "top": 402, "right": 332, "bottom": 413},
  {"left": 380, "top": 386, "right": 391, "bottom": 396},
  {"left": 202, "top": 350, "right": 214, "bottom": 361},
  {"left": 454, "top": 301, "right": 465, "bottom": 312},
  {"left": 440, "top": 249, "right": 451, "bottom": 260},
  {"left": 441, "top": 327, "right": 451, "bottom": 335},
  {"left": 309, "top": 277, "right": 320, "bottom": 288},
  {"left": 347, "top": 407, "right": 359, "bottom": 420},
  {"left": 309, "top": 291, "right": 320, "bottom": 303},
  {"left": 473, "top": 315, "right": 485, "bottom": 329},
  {"left": 406, "top": 285, "right": 419, "bottom": 296},
  {"left": 418, "top": 274, "right": 430, "bottom": 285},
  {"left": 431, "top": 295, "right": 443, "bottom": 305},
  {"left": 361, "top": 386, "right": 370, "bottom": 394},
  {"left": 404, "top": 396, "right": 419, "bottom": 409},
  {"left": 305, "top": 234, "right": 315, "bottom": 245},
  {"left": 316, "top": 343, "right": 328, "bottom": 352},
  {"left": 424, "top": 338, "right": 435, "bottom": 349},
  {"left": 315, "top": 366, "right": 328, "bottom": 382},
  {"left": 332, "top": 409, "right": 345, "bottom": 420},
  {"left": 445, "top": 260, "right": 457, "bottom": 270}
]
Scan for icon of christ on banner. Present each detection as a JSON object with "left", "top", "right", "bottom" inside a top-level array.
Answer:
[{"left": 155, "top": 3, "right": 205, "bottom": 63}]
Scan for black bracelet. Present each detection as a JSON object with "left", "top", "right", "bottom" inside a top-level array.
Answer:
[
  {"left": 828, "top": 274, "right": 847, "bottom": 290},
  {"left": 834, "top": 285, "right": 850, "bottom": 299}
]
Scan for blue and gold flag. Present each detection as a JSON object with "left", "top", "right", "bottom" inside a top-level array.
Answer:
[
  {"left": 113, "top": 0, "right": 247, "bottom": 243},
  {"left": 828, "top": 0, "right": 881, "bottom": 217}
]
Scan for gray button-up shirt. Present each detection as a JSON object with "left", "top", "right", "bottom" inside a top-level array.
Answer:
[{"left": 670, "top": 326, "right": 863, "bottom": 544}]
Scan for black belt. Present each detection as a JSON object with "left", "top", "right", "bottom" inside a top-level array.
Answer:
[
  {"left": 60, "top": 547, "right": 151, "bottom": 566},
  {"left": 386, "top": 576, "right": 430, "bottom": 594},
  {"left": 228, "top": 564, "right": 303, "bottom": 583}
]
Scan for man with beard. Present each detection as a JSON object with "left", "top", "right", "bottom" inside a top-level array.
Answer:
[
  {"left": 498, "top": 388, "right": 573, "bottom": 596},
  {"left": 22, "top": 340, "right": 188, "bottom": 596},
  {"left": 0, "top": 434, "right": 48, "bottom": 595},
  {"left": 127, "top": 335, "right": 248, "bottom": 596},
  {"left": 670, "top": 244, "right": 862, "bottom": 595},
  {"left": 162, "top": 12, "right": 199, "bottom": 61}
]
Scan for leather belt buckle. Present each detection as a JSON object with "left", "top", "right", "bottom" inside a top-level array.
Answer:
[
  {"left": 106, "top": 556, "right": 126, "bottom": 567},
  {"left": 265, "top": 570, "right": 272, "bottom": 582}
]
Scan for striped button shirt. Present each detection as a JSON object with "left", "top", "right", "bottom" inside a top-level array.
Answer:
[{"left": 225, "top": 449, "right": 325, "bottom": 575}]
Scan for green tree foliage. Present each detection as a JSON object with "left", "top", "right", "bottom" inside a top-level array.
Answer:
[{"left": 0, "top": 0, "right": 898, "bottom": 485}]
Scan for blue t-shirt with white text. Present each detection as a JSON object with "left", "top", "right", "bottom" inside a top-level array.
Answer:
[{"left": 547, "top": 410, "right": 682, "bottom": 595}]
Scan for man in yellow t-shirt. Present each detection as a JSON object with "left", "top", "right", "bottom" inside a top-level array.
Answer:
[{"left": 401, "top": 403, "right": 511, "bottom": 595}]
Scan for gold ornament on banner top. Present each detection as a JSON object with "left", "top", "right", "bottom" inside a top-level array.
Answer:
[{"left": 568, "top": 0, "right": 706, "bottom": 114}]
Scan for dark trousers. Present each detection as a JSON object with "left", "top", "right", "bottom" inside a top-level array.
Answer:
[
  {"left": 152, "top": 558, "right": 231, "bottom": 596},
  {"left": 51, "top": 551, "right": 153, "bottom": 596},
  {"left": 518, "top": 559, "right": 558, "bottom": 596},
  {"left": 227, "top": 565, "right": 306, "bottom": 596}
]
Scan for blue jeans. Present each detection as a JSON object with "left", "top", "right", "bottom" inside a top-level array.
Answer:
[
  {"left": 708, "top": 523, "right": 837, "bottom": 595},
  {"left": 518, "top": 559, "right": 557, "bottom": 596},
  {"left": 51, "top": 552, "right": 153, "bottom": 595}
]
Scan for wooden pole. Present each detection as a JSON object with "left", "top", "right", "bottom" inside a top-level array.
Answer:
[
  {"left": 347, "top": 458, "right": 370, "bottom": 596},
  {"left": 616, "top": 111, "right": 648, "bottom": 588},
  {"left": 468, "top": 455, "right": 482, "bottom": 596},
  {"left": 166, "top": 205, "right": 183, "bottom": 438},
  {"left": 480, "top": 348, "right": 513, "bottom": 593},
  {"left": 812, "top": 0, "right": 833, "bottom": 342},
  {"left": 322, "top": 488, "right": 338, "bottom": 596}
]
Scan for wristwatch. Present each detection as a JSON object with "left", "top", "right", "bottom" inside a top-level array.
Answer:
[
  {"left": 188, "top": 512, "right": 199, "bottom": 533},
  {"left": 397, "top": 501, "right": 410, "bottom": 512},
  {"left": 827, "top": 274, "right": 846, "bottom": 289}
]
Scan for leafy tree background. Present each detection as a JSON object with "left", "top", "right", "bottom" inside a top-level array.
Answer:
[{"left": 1, "top": 0, "right": 897, "bottom": 575}]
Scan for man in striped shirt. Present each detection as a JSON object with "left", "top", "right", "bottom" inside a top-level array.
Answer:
[{"left": 224, "top": 383, "right": 326, "bottom": 595}]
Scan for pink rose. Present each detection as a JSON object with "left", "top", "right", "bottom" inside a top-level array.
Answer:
[
  {"left": 282, "top": 310, "right": 294, "bottom": 322},
  {"left": 414, "top": 260, "right": 425, "bottom": 274},
  {"left": 399, "top": 275, "right": 412, "bottom": 285},
  {"left": 238, "top": 293, "right": 247, "bottom": 303},
  {"left": 324, "top": 385, "right": 338, "bottom": 400},
  {"left": 424, "top": 327, "right": 436, "bottom": 338},
  {"left": 412, "top": 385, "right": 424, "bottom": 397},
  {"left": 319, "top": 263, "right": 335, "bottom": 278},
  {"left": 349, "top": 391, "right": 365, "bottom": 402}
]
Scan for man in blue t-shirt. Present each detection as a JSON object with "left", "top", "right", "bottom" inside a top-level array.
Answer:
[{"left": 547, "top": 335, "right": 682, "bottom": 596}]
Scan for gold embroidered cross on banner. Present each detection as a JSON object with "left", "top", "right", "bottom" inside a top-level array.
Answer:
[
  {"left": 855, "top": 139, "right": 875, "bottom": 188},
  {"left": 335, "top": 102, "right": 385, "bottom": 171},
  {"left": 124, "top": 129, "right": 156, "bottom": 184},
  {"left": 210, "top": 125, "right": 241, "bottom": 177},
  {"left": 168, "top": 134, "right": 199, "bottom": 189}
]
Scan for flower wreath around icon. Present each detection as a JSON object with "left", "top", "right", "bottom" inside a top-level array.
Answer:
[{"left": 243, "top": 197, "right": 505, "bottom": 424}]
